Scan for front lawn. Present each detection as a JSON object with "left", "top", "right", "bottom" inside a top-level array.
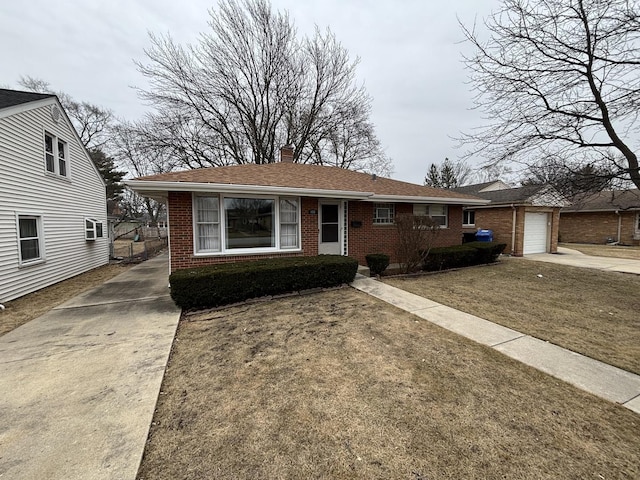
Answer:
[
  {"left": 560, "top": 242, "right": 640, "bottom": 260},
  {"left": 137, "top": 288, "right": 639, "bottom": 480},
  {"left": 385, "top": 259, "right": 640, "bottom": 375}
]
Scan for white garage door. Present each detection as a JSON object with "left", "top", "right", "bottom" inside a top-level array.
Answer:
[{"left": 523, "top": 212, "right": 549, "bottom": 254}]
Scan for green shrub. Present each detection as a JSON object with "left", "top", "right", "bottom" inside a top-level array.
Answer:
[
  {"left": 422, "top": 242, "right": 507, "bottom": 271},
  {"left": 365, "top": 253, "right": 390, "bottom": 276},
  {"left": 422, "top": 245, "right": 477, "bottom": 271},
  {"left": 465, "top": 242, "right": 507, "bottom": 263},
  {"left": 169, "top": 255, "right": 359, "bottom": 309}
]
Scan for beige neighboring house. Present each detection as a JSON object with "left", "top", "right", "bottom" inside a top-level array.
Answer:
[
  {"left": 560, "top": 190, "right": 640, "bottom": 245},
  {"left": 453, "top": 181, "right": 567, "bottom": 256},
  {"left": 0, "top": 89, "right": 109, "bottom": 302}
]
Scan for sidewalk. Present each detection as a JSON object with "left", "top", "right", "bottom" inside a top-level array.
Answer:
[
  {"left": 0, "top": 253, "right": 180, "bottom": 480},
  {"left": 351, "top": 275, "right": 640, "bottom": 415},
  {"left": 524, "top": 246, "right": 640, "bottom": 275}
]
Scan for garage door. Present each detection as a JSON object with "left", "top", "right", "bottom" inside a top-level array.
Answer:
[{"left": 523, "top": 212, "right": 549, "bottom": 254}]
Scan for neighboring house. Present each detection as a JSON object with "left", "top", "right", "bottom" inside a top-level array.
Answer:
[
  {"left": 453, "top": 182, "right": 566, "bottom": 256},
  {"left": 0, "top": 89, "right": 108, "bottom": 302},
  {"left": 126, "top": 149, "right": 488, "bottom": 272},
  {"left": 559, "top": 190, "right": 640, "bottom": 245}
]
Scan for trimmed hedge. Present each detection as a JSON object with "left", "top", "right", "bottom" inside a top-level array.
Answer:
[
  {"left": 464, "top": 241, "right": 507, "bottom": 264},
  {"left": 365, "top": 253, "right": 390, "bottom": 276},
  {"left": 422, "top": 245, "right": 477, "bottom": 271},
  {"left": 422, "top": 242, "right": 507, "bottom": 271},
  {"left": 169, "top": 255, "right": 359, "bottom": 309}
]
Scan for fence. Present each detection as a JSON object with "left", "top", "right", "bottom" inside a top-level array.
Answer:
[{"left": 110, "top": 237, "right": 168, "bottom": 262}]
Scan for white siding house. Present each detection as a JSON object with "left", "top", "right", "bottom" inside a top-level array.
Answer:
[{"left": 0, "top": 89, "right": 109, "bottom": 302}]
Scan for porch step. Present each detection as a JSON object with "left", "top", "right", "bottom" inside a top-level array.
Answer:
[{"left": 357, "top": 265, "right": 371, "bottom": 277}]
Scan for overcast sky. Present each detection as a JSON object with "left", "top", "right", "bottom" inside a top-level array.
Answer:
[{"left": 0, "top": 0, "right": 502, "bottom": 183}]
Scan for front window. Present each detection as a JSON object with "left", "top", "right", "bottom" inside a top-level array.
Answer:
[
  {"left": 225, "top": 198, "right": 275, "bottom": 249},
  {"left": 58, "top": 140, "right": 67, "bottom": 176},
  {"left": 45, "top": 134, "right": 55, "bottom": 172},
  {"left": 463, "top": 209, "right": 476, "bottom": 226},
  {"left": 414, "top": 204, "right": 448, "bottom": 228},
  {"left": 194, "top": 195, "right": 300, "bottom": 254},
  {"left": 18, "top": 215, "right": 43, "bottom": 263},
  {"left": 373, "top": 203, "right": 395, "bottom": 224},
  {"left": 636, "top": 213, "right": 640, "bottom": 232}
]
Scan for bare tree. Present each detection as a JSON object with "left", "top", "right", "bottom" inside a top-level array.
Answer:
[
  {"left": 18, "top": 76, "right": 114, "bottom": 150},
  {"left": 424, "top": 157, "right": 472, "bottom": 188},
  {"left": 111, "top": 122, "right": 178, "bottom": 225},
  {"left": 394, "top": 214, "right": 441, "bottom": 273},
  {"left": 136, "top": 0, "right": 390, "bottom": 174},
  {"left": 459, "top": 0, "right": 640, "bottom": 192}
]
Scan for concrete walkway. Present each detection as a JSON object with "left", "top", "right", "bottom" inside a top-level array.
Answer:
[
  {"left": 524, "top": 246, "right": 640, "bottom": 275},
  {"left": 0, "top": 253, "right": 180, "bottom": 480},
  {"left": 351, "top": 275, "right": 640, "bottom": 415}
]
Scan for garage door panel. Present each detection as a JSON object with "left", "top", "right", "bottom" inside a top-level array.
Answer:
[{"left": 523, "top": 212, "right": 549, "bottom": 254}]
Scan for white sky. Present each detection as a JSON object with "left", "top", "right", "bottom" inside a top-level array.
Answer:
[{"left": 0, "top": 0, "right": 501, "bottom": 183}]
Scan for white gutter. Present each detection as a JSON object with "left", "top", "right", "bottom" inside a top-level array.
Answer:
[
  {"left": 367, "top": 194, "right": 489, "bottom": 205},
  {"left": 125, "top": 180, "right": 372, "bottom": 200},
  {"left": 125, "top": 180, "right": 489, "bottom": 205}
]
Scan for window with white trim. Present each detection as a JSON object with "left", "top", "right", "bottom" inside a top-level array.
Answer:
[
  {"left": 373, "top": 203, "right": 395, "bottom": 224},
  {"left": 279, "top": 198, "right": 299, "bottom": 249},
  {"left": 193, "top": 195, "right": 300, "bottom": 254},
  {"left": 18, "top": 215, "right": 44, "bottom": 264},
  {"left": 195, "top": 196, "right": 221, "bottom": 252},
  {"left": 85, "top": 218, "right": 104, "bottom": 240},
  {"left": 44, "top": 132, "right": 68, "bottom": 177},
  {"left": 413, "top": 204, "right": 448, "bottom": 227},
  {"left": 463, "top": 209, "right": 475, "bottom": 226}
]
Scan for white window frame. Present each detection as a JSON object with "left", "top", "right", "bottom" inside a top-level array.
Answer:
[
  {"left": 192, "top": 194, "right": 302, "bottom": 256},
  {"left": 413, "top": 204, "right": 449, "bottom": 228},
  {"left": 44, "top": 131, "right": 69, "bottom": 178},
  {"left": 16, "top": 213, "right": 45, "bottom": 266},
  {"left": 85, "top": 218, "right": 104, "bottom": 241},
  {"left": 463, "top": 209, "right": 476, "bottom": 227},
  {"left": 373, "top": 203, "right": 395, "bottom": 224}
]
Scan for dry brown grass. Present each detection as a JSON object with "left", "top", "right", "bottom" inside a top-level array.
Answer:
[
  {"left": 562, "top": 242, "right": 640, "bottom": 260},
  {"left": 0, "top": 263, "right": 131, "bottom": 336},
  {"left": 137, "top": 288, "right": 640, "bottom": 480},
  {"left": 385, "top": 259, "right": 640, "bottom": 375}
]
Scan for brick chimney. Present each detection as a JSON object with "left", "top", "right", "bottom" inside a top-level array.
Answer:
[{"left": 280, "top": 144, "right": 294, "bottom": 163}]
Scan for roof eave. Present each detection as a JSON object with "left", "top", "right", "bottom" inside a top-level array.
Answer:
[
  {"left": 125, "top": 180, "right": 373, "bottom": 200},
  {"left": 368, "top": 194, "right": 490, "bottom": 205}
]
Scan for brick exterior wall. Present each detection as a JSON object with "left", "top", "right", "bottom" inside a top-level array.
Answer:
[
  {"left": 559, "top": 211, "right": 640, "bottom": 245},
  {"left": 167, "top": 192, "right": 465, "bottom": 271},
  {"left": 462, "top": 206, "right": 560, "bottom": 256},
  {"left": 346, "top": 202, "right": 463, "bottom": 264}
]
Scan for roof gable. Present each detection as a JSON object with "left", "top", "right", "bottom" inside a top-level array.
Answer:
[{"left": 452, "top": 180, "right": 511, "bottom": 195}]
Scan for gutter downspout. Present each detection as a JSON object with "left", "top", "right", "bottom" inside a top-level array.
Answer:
[
  {"left": 616, "top": 210, "right": 622, "bottom": 243},
  {"left": 511, "top": 205, "right": 517, "bottom": 255}
]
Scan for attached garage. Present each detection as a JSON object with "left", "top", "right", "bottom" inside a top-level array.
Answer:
[
  {"left": 523, "top": 212, "right": 549, "bottom": 254},
  {"left": 456, "top": 182, "right": 565, "bottom": 256}
]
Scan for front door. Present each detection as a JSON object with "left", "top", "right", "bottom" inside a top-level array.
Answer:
[{"left": 319, "top": 202, "right": 341, "bottom": 255}]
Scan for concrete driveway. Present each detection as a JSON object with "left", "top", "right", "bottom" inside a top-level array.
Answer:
[
  {"left": 524, "top": 246, "right": 640, "bottom": 275},
  {"left": 0, "top": 253, "right": 180, "bottom": 480}
]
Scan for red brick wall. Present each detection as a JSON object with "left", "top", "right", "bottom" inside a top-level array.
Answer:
[
  {"left": 462, "top": 206, "right": 561, "bottom": 256},
  {"left": 346, "top": 202, "right": 463, "bottom": 264},
  {"left": 559, "top": 211, "right": 639, "bottom": 245},
  {"left": 167, "top": 192, "right": 464, "bottom": 271}
]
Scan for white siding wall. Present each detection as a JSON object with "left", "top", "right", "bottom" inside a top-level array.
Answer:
[{"left": 0, "top": 101, "right": 108, "bottom": 302}]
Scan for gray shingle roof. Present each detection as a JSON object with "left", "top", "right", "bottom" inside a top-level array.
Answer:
[
  {"left": 473, "top": 184, "right": 548, "bottom": 204},
  {"left": 563, "top": 190, "right": 640, "bottom": 211},
  {"left": 0, "top": 88, "right": 54, "bottom": 110}
]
